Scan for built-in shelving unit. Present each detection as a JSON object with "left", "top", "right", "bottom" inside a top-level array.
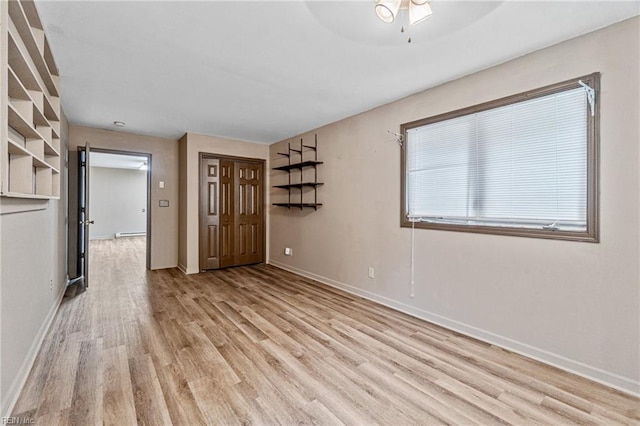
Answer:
[
  {"left": 1, "top": 0, "right": 62, "bottom": 199},
  {"left": 272, "top": 134, "right": 323, "bottom": 210}
]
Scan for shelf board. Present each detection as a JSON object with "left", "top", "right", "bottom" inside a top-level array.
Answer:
[
  {"left": 273, "top": 160, "right": 323, "bottom": 171},
  {"left": 273, "top": 182, "right": 324, "bottom": 189},
  {"left": 43, "top": 138, "right": 60, "bottom": 157},
  {"left": 20, "top": 0, "right": 45, "bottom": 31},
  {"left": 8, "top": 0, "right": 59, "bottom": 96},
  {"left": 8, "top": 103, "right": 44, "bottom": 139},
  {"left": 32, "top": 106, "right": 49, "bottom": 127},
  {"left": 273, "top": 203, "right": 323, "bottom": 210},
  {"left": 7, "top": 67, "right": 31, "bottom": 101},
  {"left": 8, "top": 31, "right": 59, "bottom": 122},
  {"left": 8, "top": 33, "right": 40, "bottom": 91},
  {"left": 4, "top": 191, "right": 58, "bottom": 200},
  {"left": 276, "top": 152, "right": 290, "bottom": 157},
  {"left": 43, "top": 38, "right": 60, "bottom": 77},
  {"left": 43, "top": 96, "right": 59, "bottom": 122},
  {"left": 7, "top": 139, "right": 54, "bottom": 170},
  {"left": 9, "top": 67, "right": 58, "bottom": 136},
  {"left": 32, "top": 154, "right": 50, "bottom": 169},
  {"left": 7, "top": 138, "right": 30, "bottom": 156},
  {"left": 302, "top": 144, "right": 318, "bottom": 150}
]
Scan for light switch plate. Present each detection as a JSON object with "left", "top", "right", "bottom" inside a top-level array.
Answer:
[{"left": 159, "top": 200, "right": 169, "bottom": 207}]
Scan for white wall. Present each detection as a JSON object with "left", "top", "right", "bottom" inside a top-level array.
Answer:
[
  {"left": 269, "top": 17, "right": 640, "bottom": 394},
  {"left": 89, "top": 167, "right": 147, "bottom": 239}
]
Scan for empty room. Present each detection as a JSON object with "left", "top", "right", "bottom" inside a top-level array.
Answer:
[{"left": 1, "top": 0, "right": 639, "bottom": 424}]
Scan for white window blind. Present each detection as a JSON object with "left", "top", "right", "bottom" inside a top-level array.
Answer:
[{"left": 406, "top": 87, "right": 588, "bottom": 231}]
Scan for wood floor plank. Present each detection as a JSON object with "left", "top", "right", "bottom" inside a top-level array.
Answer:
[
  {"left": 298, "top": 352, "right": 432, "bottom": 425},
  {"left": 188, "top": 377, "right": 241, "bottom": 426},
  {"left": 67, "top": 339, "right": 102, "bottom": 426},
  {"left": 302, "top": 399, "right": 346, "bottom": 426},
  {"left": 36, "top": 333, "right": 82, "bottom": 416},
  {"left": 228, "top": 329, "right": 317, "bottom": 406},
  {"left": 217, "top": 333, "right": 317, "bottom": 425},
  {"left": 177, "top": 322, "right": 241, "bottom": 385},
  {"left": 259, "top": 339, "right": 377, "bottom": 425},
  {"left": 11, "top": 237, "right": 640, "bottom": 425},
  {"left": 154, "top": 363, "right": 207, "bottom": 425},
  {"left": 393, "top": 369, "right": 507, "bottom": 425},
  {"left": 102, "top": 345, "right": 137, "bottom": 426},
  {"left": 128, "top": 355, "right": 173, "bottom": 426}
]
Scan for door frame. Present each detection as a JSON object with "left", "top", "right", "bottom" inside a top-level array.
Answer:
[
  {"left": 198, "top": 152, "right": 266, "bottom": 271},
  {"left": 89, "top": 147, "right": 153, "bottom": 270}
]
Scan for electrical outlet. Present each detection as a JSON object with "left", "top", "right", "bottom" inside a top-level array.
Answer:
[
  {"left": 49, "top": 279, "right": 53, "bottom": 291},
  {"left": 368, "top": 267, "right": 375, "bottom": 279},
  {"left": 284, "top": 247, "right": 293, "bottom": 256}
]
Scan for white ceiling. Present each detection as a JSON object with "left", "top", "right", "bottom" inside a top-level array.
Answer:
[
  {"left": 91, "top": 152, "right": 148, "bottom": 170},
  {"left": 36, "top": 1, "right": 640, "bottom": 144}
]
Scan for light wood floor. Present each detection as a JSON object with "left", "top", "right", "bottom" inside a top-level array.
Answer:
[{"left": 12, "top": 237, "right": 640, "bottom": 425}]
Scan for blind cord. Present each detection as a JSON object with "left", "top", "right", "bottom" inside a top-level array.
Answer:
[{"left": 410, "top": 219, "right": 415, "bottom": 298}]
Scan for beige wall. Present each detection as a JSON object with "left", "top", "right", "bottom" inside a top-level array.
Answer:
[
  {"left": 69, "top": 126, "right": 179, "bottom": 269},
  {"left": 269, "top": 17, "right": 640, "bottom": 394},
  {"left": 1, "top": 112, "right": 69, "bottom": 416},
  {"left": 179, "top": 133, "right": 269, "bottom": 274}
]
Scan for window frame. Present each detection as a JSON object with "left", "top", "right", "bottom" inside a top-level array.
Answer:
[{"left": 400, "top": 73, "right": 600, "bottom": 242}]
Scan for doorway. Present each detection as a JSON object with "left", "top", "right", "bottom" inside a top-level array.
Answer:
[
  {"left": 72, "top": 146, "right": 151, "bottom": 288},
  {"left": 89, "top": 151, "right": 149, "bottom": 239},
  {"left": 199, "top": 153, "right": 265, "bottom": 270}
]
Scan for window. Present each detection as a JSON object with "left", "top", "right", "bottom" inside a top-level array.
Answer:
[{"left": 401, "top": 73, "right": 599, "bottom": 242}]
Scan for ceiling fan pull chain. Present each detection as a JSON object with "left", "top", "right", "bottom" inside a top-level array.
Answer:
[{"left": 399, "top": 8, "right": 412, "bottom": 43}]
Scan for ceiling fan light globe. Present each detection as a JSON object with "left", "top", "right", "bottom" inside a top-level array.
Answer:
[
  {"left": 409, "top": 1, "right": 433, "bottom": 26},
  {"left": 375, "top": 0, "right": 402, "bottom": 23}
]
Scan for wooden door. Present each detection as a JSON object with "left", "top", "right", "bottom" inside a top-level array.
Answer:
[
  {"left": 235, "top": 161, "right": 264, "bottom": 266},
  {"left": 199, "top": 158, "right": 220, "bottom": 270},
  {"left": 219, "top": 159, "right": 236, "bottom": 268},
  {"left": 199, "top": 155, "right": 264, "bottom": 271}
]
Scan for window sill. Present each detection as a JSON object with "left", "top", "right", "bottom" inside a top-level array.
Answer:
[{"left": 400, "top": 219, "right": 599, "bottom": 242}]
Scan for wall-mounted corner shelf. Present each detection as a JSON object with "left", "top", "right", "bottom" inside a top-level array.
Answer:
[{"left": 272, "top": 134, "right": 323, "bottom": 210}]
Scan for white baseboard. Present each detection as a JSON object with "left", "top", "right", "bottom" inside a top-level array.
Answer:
[
  {"left": 268, "top": 260, "right": 640, "bottom": 397},
  {"left": 150, "top": 263, "right": 179, "bottom": 271},
  {"left": 89, "top": 235, "right": 115, "bottom": 241},
  {"left": 1, "top": 287, "right": 66, "bottom": 418},
  {"left": 177, "top": 263, "right": 198, "bottom": 275},
  {"left": 115, "top": 232, "right": 146, "bottom": 238}
]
